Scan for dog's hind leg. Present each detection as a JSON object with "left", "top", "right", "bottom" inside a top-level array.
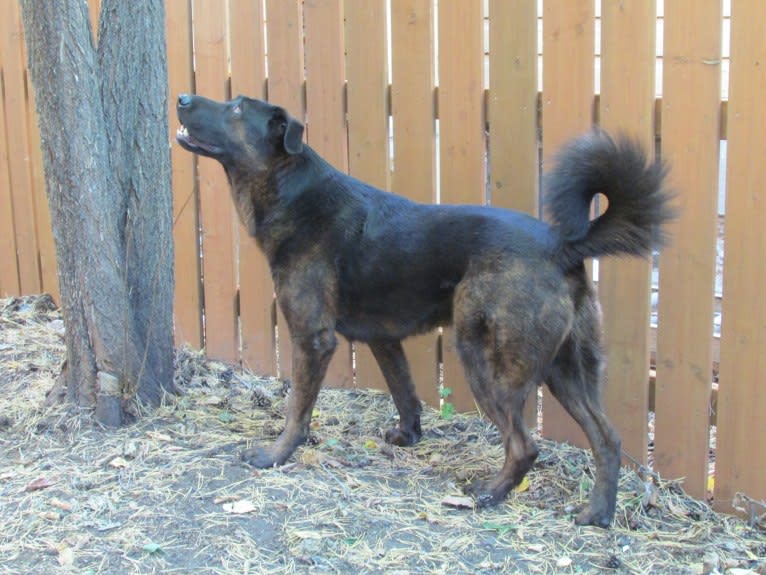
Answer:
[
  {"left": 453, "top": 294, "right": 545, "bottom": 506},
  {"left": 545, "top": 330, "right": 622, "bottom": 527},
  {"left": 369, "top": 340, "right": 423, "bottom": 446},
  {"left": 457, "top": 336, "right": 540, "bottom": 507}
]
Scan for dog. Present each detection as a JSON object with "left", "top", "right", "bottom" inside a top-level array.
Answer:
[{"left": 176, "top": 93, "right": 674, "bottom": 527}]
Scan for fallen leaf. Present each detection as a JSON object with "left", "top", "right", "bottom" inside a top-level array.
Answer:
[
  {"left": 528, "top": 543, "right": 545, "bottom": 553},
  {"left": 108, "top": 457, "right": 129, "bottom": 469},
  {"left": 428, "top": 453, "right": 444, "bottom": 466},
  {"left": 24, "top": 477, "right": 55, "bottom": 492},
  {"left": 201, "top": 395, "right": 224, "bottom": 406},
  {"left": 57, "top": 546, "right": 74, "bottom": 567},
  {"left": 146, "top": 431, "right": 172, "bottom": 442},
  {"left": 213, "top": 495, "right": 239, "bottom": 505},
  {"left": 301, "top": 449, "right": 324, "bottom": 466},
  {"left": 363, "top": 439, "right": 378, "bottom": 450},
  {"left": 39, "top": 511, "right": 60, "bottom": 521},
  {"left": 557, "top": 556, "right": 572, "bottom": 568},
  {"left": 50, "top": 498, "right": 73, "bottom": 512},
  {"left": 222, "top": 499, "right": 258, "bottom": 514},
  {"left": 441, "top": 495, "right": 475, "bottom": 509},
  {"left": 142, "top": 542, "right": 162, "bottom": 555},
  {"left": 292, "top": 529, "right": 323, "bottom": 540},
  {"left": 515, "top": 476, "right": 530, "bottom": 493}
]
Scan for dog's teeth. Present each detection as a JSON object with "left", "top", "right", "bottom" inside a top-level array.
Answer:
[{"left": 177, "top": 125, "right": 188, "bottom": 137}]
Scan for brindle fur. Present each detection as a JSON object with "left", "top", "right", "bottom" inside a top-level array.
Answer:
[{"left": 176, "top": 94, "right": 675, "bottom": 527}]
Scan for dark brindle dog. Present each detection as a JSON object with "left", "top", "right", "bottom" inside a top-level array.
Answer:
[{"left": 176, "top": 93, "right": 674, "bottom": 527}]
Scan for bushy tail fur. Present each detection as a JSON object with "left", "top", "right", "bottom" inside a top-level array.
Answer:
[{"left": 545, "top": 129, "right": 676, "bottom": 271}]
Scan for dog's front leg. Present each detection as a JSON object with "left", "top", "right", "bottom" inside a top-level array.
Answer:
[
  {"left": 241, "top": 328, "right": 337, "bottom": 468},
  {"left": 368, "top": 339, "right": 423, "bottom": 446}
]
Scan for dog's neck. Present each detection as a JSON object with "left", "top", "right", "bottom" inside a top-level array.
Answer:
[{"left": 225, "top": 145, "right": 339, "bottom": 255}]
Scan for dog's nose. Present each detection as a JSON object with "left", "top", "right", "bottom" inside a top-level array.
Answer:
[{"left": 178, "top": 93, "right": 192, "bottom": 107}]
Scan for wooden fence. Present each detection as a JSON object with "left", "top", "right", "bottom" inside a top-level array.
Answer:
[{"left": 1, "top": 0, "right": 763, "bottom": 514}]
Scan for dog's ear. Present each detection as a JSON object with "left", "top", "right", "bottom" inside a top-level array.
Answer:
[
  {"left": 270, "top": 107, "right": 304, "bottom": 155},
  {"left": 283, "top": 117, "right": 304, "bottom": 154}
]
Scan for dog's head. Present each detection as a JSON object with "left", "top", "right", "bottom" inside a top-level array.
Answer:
[{"left": 176, "top": 94, "right": 304, "bottom": 171}]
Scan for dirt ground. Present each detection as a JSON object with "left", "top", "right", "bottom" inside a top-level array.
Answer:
[{"left": 0, "top": 295, "right": 764, "bottom": 575}]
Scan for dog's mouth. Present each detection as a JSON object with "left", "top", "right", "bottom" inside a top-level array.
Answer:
[{"left": 176, "top": 124, "right": 222, "bottom": 156}]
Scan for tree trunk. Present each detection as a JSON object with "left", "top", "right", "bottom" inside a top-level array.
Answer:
[{"left": 20, "top": 0, "right": 175, "bottom": 426}]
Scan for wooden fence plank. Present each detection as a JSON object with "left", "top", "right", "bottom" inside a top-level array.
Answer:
[
  {"left": 230, "top": 0, "right": 275, "bottom": 376},
  {"left": 346, "top": 0, "right": 390, "bottom": 392},
  {"left": 265, "top": 0, "right": 304, "bottom": 382},
  {"left": 598, "top": 0, "right": 656, "bottom": 467},
  {"left": 167, "top": 0, "right": 202, "bottom": 349},
  {"left": 88, "top": 0, "right": 100, "bottom": 37},
  {"left": 715, "top": 0, "right": 766, "bottom": 512},
  {"left": 0, "top": 36, "right": 20, "bottom": 296},
  {"left": 13, "top": 0, "right": 54, "bottom": 299},
  {"left": 0, "top": 1, "right": 41, "bottom": 295},
  {"left": 192, "top": 0, "right": 238, "bottom": 362},
  {"left": 655, "top": 0, "right": 721, "bottom": 499},
  {"left": 24, "top": 73, "right": 58, "bottom": 300},
  {"left": 390, "top": 0, "right": 439, "bottom": 408},
  {"left": 488, "top": 0, "right": 539, "bottom": 427},
  {"left": 540, "top": 0, "right": 594, "bottom": 447},
  {"left": 438, "top": 0, "right": 485, "bottom": 413},
  {"left": 488, "top": 0, "right": 538, "bottom": 217},
  {"left": 303, "top": 0, "right": 353, "bottom": 388}
]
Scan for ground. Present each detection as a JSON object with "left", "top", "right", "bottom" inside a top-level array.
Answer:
[{"left": 0, "top": 296, "right": 763, "bottom": 575}]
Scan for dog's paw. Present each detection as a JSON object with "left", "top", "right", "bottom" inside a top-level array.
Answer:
[
  {"left": 574, "top": 504, "right": 613, "bottom": 528},
  {"left": 240, "top": 446, "right": 280, "bottom": 469},
  {"left": 384, "top": 427, "right": 420, "bottom": 447},
  {"left": 463, "top": 480, "right": 505, "bottom": 508}
]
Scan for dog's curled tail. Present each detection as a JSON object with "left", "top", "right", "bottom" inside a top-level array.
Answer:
[{"left": 545, "top": 129, "right": 676, "bottom": 271}]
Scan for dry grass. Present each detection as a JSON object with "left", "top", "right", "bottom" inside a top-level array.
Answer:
[{"left": 0, "top": 295, "right": 764, "bottom": 575}]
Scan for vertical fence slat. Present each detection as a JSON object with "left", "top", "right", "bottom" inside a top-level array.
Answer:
[
  {"left": 0, "top": 26, "right": 20, "bottom": 296},
  {"left": 167, "top": 0, "right": 202, "bottom": 350},
  {"left": 192, "top": 0, "right": 238, "bottom": 362},
  {"left": 266, "top": 0, "right": 304, "bottom": 382},
  {"left": 438, "top": 0, "right": 485, "bottom": 413},
  {"left": 390, "top": 0, "right": 439, "bottom": 408},
  {"left": 303, "top": 0, "right": 353, "bottom": 388},
  {"left": 0, "top": 1, "right": 40, "bottom": 295},
  {"left": 24, "top": 73, "right": 58, "bottom": 300},
  {"left": 540, "top": 0, "right": 594, "bottom": 447},
  {"left": 598, "top": 1, "right": 656, "bottom": 467},
  {"left": 230, "top": 0, "right": 275, "bottom": 375},
  {"left": 87, "top": 0, "right": 100, "bottom": 39},
  {"left": 655, "top": 0, "right": 721, "bottom": 499},
  {"left": 488, "top": 0, "right": 538, "bottom": 217},
  {"left": 488, "top": 0, "right": 539, "bottom": 427},
  {"left": 16, "top": 0, "right": 56, "bottom": 299},
  {"left": 346, "top": 0, "right": 390, "bottom": 392},
  {"left": 715, "top": 0, "right": 766, "bottom": 512}
]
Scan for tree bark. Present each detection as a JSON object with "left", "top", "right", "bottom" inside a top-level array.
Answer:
[{"left": 20, "top": 0, "right": 175, "bottom": 425}]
